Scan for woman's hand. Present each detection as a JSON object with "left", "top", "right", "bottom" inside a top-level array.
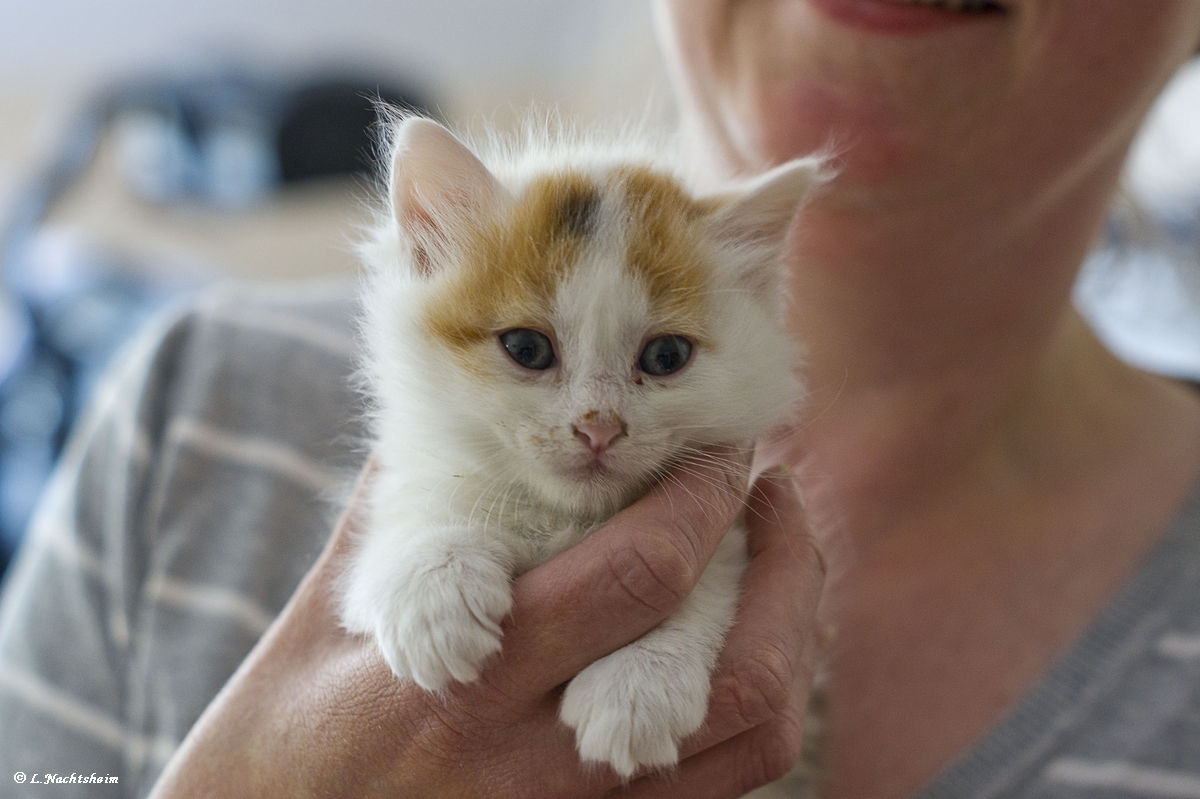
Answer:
[{"left": 147, "top": 454, "right": 824, "bottom": 799}]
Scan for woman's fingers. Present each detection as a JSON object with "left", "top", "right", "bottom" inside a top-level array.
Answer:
[
  {"left": 604, "top": 470, "right": 823, "bottom": 799},
  {"left": 228, "top": 455, "right": 814, "bottom": 797},
  {"left": 497, "top": 446, "right": 752, "bottom": 695},
  {"left": 610, "top": 680, "right": 811, "bottom": 799},
  {"left": 677, "top": 469, "right": 825, "bottom": 764},
  {"left": 311, "top": 456, "right": 821, "bottom": 797}
]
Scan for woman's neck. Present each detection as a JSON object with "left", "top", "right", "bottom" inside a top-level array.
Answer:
[
  {"left": 774, "top": 156, "right": 1200, "bottom": 552},
  {"left": 772, "top": 156, "right": 1200, "bottom": 799}
]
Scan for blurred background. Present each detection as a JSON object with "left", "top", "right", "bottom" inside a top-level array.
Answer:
[
  {"left": 0, "top": 0, "right": 1198, "bottom": 576},
  {"left": 0, "top": 0, "right": 671, "bottom": 574},
  {"left": 0, "top": 0, "right": 670, "bottom": 283}
]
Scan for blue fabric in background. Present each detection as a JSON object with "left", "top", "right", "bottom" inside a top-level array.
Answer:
[
  {"left": 0, "top": 69, "right": 428, "bottom": 578},
  {"left": 1074, "top": 59, "right": 1200, "bottom": 381},
  {"left": 0, "top": 238, "right": 176, "bottom": 570}
]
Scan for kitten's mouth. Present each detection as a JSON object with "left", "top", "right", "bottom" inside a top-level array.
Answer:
[
  {"left": 562, "top": 450, "right": 648, "bottom": 489},
  {"left": 569, "top": 454, "right": 618, "bottom": 480},
  {"left": 572, "top": 459, "right": 606, "bottom": 476}
]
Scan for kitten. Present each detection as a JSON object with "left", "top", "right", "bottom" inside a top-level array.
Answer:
[{"left": 342, "top": 114, "right": 820, "bottom": 779}]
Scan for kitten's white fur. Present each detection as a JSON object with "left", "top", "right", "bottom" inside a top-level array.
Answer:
[{"left": 343, "top": 115, "right": 821, "bottom": 777}]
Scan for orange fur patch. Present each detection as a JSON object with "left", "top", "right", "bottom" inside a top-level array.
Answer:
[
  {"left": 421, "top": 166, "right": 717, "bottom": 362},
  {"left": 616, "top": 167, "right": 713, "bottom": 346},
  {"left": 422, "top": 171, "right": 596, "bottom": 352}
]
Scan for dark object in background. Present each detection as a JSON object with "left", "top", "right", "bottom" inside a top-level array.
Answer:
[
  {"left": 114, "top": 73, "right": 428, "bottom": 207},
  {"left": 278, "top": 81, "right": 412, "bottom": 182},
  {"left": 0, "top": 69, "right": 431, "bottom": 578}
]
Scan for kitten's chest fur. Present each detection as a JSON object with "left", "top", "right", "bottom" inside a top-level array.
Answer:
[{"left": 435, "top": 475, "right": 612, "bottom": 573}]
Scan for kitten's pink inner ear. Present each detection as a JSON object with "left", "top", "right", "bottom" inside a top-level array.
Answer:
[
  {"left": 389, "top": 118, "right": 511, "bottom": 254},
  {"left": 710, "top": 156, "right": 827, "bottom": 250}
]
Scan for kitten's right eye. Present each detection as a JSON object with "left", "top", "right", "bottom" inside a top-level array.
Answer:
[
  {"left": 499, "top": 328, "right": 556, "bottom": 370},
  {"left": 639, "top": 335, "right": 692, "bottom": 376}
]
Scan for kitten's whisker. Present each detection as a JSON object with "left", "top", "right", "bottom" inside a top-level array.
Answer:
[
  {"left": 482, "top": 483, "right": 517, "bottom": 534},
  {"left": 673, "top": 448, "right": 758, "bottom": 481},
  {"left": 668, "top": 453, "right": 750, "bottom": 497},
  {"left": 662, "top": 467, "right": 744, "bottom": 523},
  {"left": 465, "top": 469, "right": 512, "bottom": 531},
  {"left": 671, "top": 451, "right": 753, "bottom": 477},
  {"left": 673, "top": 441, "right": 755, "bottom": 459},
  {"left": 431, "top": 449, "right": 514, "bottom": 517},
  {"left": 658, "top": 468, "right": 726, "bottom": 526}
]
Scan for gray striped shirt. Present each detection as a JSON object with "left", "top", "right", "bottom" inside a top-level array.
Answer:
[{"left": 0, "top": 285, "right": 1199, "bottom": 798}]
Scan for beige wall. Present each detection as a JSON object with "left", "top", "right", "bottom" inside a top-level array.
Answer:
[{"left": 0, "top": 0, "right": 671, "bottom": 282}]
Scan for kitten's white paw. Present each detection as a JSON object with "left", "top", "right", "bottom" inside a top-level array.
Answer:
[
  {"left": 560, "top": 645, "right": 711, "bottom": 778},
  {"left": 370, "top": 550, "right": 513, "bottom": 691}
]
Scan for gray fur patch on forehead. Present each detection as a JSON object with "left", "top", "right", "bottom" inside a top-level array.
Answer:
[{"left": 555, "top": 184, "right": 601, "bottom": 239}]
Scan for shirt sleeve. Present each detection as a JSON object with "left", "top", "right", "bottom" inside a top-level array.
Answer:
[{"left": 0, "top": 307, "right": 195, "bottom": 797}]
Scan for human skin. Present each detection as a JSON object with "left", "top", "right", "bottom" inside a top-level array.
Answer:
[
  {"left": 656, "top": 0, "right": 1200, "bottom": 797},
  {"left": 147, "top": 456, "right": 826, "bottom": 799}
]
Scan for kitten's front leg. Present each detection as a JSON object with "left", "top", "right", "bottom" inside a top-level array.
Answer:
[
  {"left": 559, "top": 525, "right": 748, "bottom": 777},
  {"left": 342, "top": 520, "right": 514, "bottom": 691}
]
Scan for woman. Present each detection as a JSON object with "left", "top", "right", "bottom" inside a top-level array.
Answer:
[
  {"left": 661, "top": 0, "right": 1200, "bottom": 796},
  {"left": 6, "top": 1, "right": 1200, "bottom": 797},
  {"left": 676, "top": 0, "right": 1200, "bottom": 793}
]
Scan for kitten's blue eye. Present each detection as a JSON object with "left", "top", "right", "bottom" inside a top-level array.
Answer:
[
  {"left": 638, "top": 335, "right": 692, "bottom": 376},
  {"left": 500, "top": 328, "right": 556, "bottom": 370}
]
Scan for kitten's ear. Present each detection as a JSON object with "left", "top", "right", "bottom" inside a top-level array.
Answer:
[
  {"left": 708, "top": 156, "right": 826, "bottom": 252},
  {"left": 704, "top": 156, "right": 827, "bottom": 301},
  {"left": 388, "top": 118, "right": 510, "bottom": 275}
]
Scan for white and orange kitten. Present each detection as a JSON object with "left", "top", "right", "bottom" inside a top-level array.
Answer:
[{"left": 342, "top": 115, "right": 820, "bottom": 780}]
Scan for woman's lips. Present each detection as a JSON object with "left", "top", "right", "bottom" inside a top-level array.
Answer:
[
  {"left": 880, "top": 0, "right": 1005, "bottom": 10},
  {"left": 806, "top": 0, "right": 1007, "bottom": 34}
]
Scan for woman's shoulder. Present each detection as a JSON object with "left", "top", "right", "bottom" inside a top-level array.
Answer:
[
  {"left": 103, "top": 278, "right": 369, "bottom": 609},
  {"left": 138, "top": 280, "right": 365, "bottom": 463},
  {"left": 0, "top": 280, "right": 368, "bottom": 795}
]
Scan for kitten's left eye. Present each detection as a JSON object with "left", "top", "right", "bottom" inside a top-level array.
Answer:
[
  {"left": 638, "top": 335, "right": 692, "bottom": 376},
  {"left": 500, "top": 328, "right": 556, "bottom": 370}
]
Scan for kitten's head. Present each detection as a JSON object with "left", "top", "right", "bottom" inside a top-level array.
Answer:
[{"left": 366, "top": 118, "right": 822, "bottom": 517}]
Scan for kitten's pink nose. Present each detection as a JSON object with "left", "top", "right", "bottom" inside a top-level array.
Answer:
[{"left": 572, "top": 415, "right": 626, "bottom": 454}]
